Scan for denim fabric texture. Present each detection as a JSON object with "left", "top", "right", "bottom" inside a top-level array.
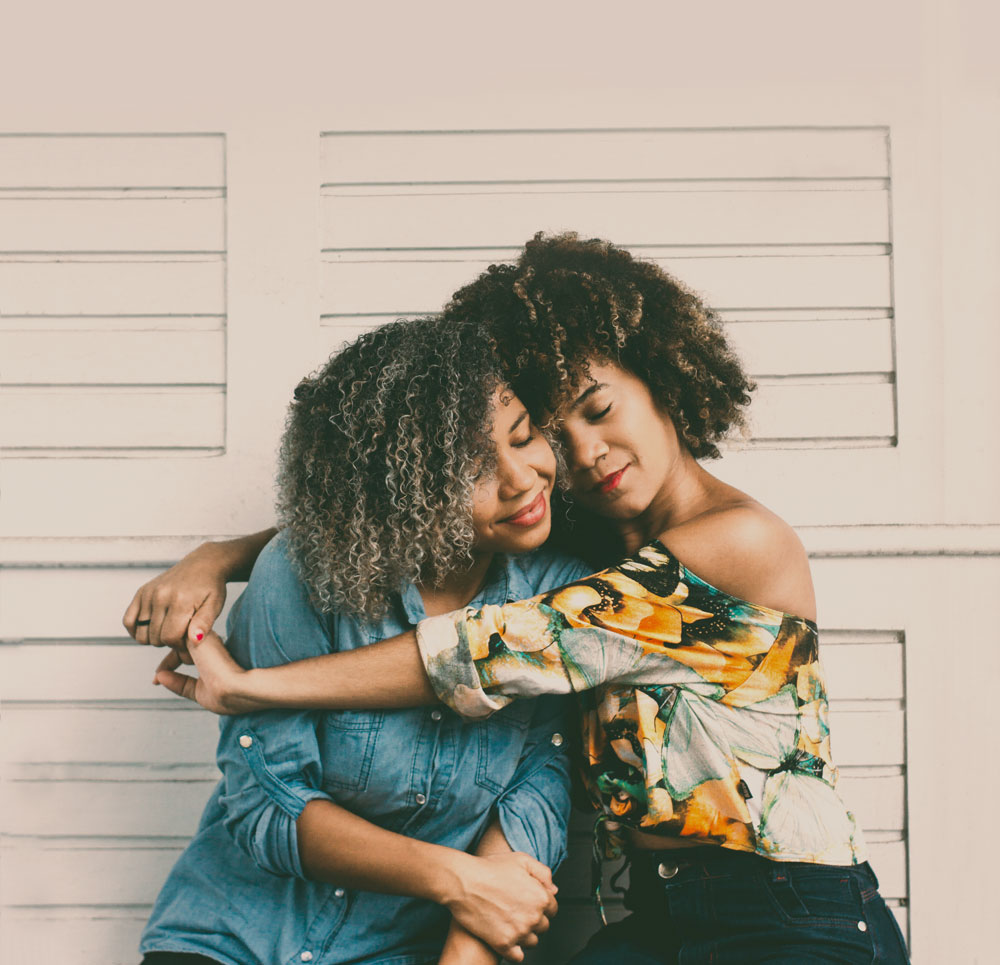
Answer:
[
  {"left": 140, "top": 535, "right": 590, "bottom": 965},
  {"left": 569, "top": 848, "right": 910, "bottom": 964}
]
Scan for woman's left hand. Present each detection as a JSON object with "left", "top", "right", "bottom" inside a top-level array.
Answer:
[{"left": 154, "top": 630, "right": 262, "bottom": 715}]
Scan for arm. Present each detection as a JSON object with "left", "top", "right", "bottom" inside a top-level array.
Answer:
[
  {"left": 438, "top": 694, "right": 573, "bottom": 964},
  {"left": 156, "top": 544, "right": 702, "bottom": 715},
  {"left": 438, "top": 822, "right": 518, "bottom": 965},
  {"left": 123, "top": 527, "right": 276, "bottom": 650},
  {"left": 295, "top": 801, "right": 555, "bottom": 962},
  {"left": 216, "top": 538, "right": 556, "bottom": 960}
]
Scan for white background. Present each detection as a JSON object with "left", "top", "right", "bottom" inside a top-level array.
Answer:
[{"left": 2, "top": 2, "right": 998, "bottom": 962}]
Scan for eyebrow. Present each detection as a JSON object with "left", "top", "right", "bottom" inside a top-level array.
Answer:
[
  {"left": 569, "top": 382, "right": 608, "bottom": 410},
  {"left": 509, "top": 409, "right": 530, "bottom": 434}
]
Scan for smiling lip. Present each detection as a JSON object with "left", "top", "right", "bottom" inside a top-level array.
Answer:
[
  {"left": 595, "top": 466, "right": 628, "bottom": 494},
  {"left": 502, "top": 491, "right": 547, "bottom": 526}
]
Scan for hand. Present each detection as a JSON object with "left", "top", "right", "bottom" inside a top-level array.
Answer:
[
  {"left": 441, "top": 851, "right": 557, "bottom": 963},
  {"left": 123, "top": 542, "right": 229, "bottom": 656},
  {"left": 437, "top": 920, "right": 500, "bottom": 965},
  {"left": 154, "top": 630, "right": 263, "bottom": 715}
]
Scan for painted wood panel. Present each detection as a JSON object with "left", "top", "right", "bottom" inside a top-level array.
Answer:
[
  {"left": 0, "top": 330, "right": 226, "bottom": 385},
  {"left": 321, "top": 188, "right": 889, "bottom": 249},
  {"left": 320, "top": 253, "right": 891, "bottom": 315},
  {"left": 0, "top": 135, "right": 224, "bottom": 188},
  {"left": 0, "top": 387, "right": 225, "bottom": 449},
  {"left": 0, "top": 195, "right": 225, "bottom": 252},
  {"left": 320, "top": 128, "right": 889, "bottom": 183},
  {"left": 0, "top": 258, "right": 225, "bottom": 317}
]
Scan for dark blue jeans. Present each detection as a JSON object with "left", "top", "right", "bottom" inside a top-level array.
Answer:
[{"left": 570, "top": 848, "right": 910, "bottom": 964}]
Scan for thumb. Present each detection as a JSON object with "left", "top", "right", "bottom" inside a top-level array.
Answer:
[{"left": 187, "top": 592, "right": 224, "bottom": 645}]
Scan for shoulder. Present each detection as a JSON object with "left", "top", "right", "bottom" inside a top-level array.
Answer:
[
  {"left": 512, "top": 546, "right": 595, "bottom": 594},
  {"left": 660, "top": 501, "right": 816, "bottom": 621},
  {"left": 227, "top": 533, "right": 335, "bottom": 665}
]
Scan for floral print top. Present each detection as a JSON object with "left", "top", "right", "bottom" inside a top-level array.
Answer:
[{"left": 417, "top": 541, "right": 866, "bottom": 866}]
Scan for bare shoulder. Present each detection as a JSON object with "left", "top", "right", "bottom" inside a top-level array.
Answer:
[{"left": 659, "top": 500, "right": 816, "bottom": 622}]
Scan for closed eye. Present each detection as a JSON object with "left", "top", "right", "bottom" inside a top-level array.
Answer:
[{"left": 588, "top": 404, "right": 613, "bottom": 422}]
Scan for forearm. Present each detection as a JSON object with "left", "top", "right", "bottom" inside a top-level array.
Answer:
[
  {"left": 238, "top": 630, "right": 438, "bottom": 710},
  {"left": 438, "top": 820, "right": 513, "bottom": 965},
  {"left": 297, "top": 798, "right": 466, "bottom": 901},
  {"left": 209, "top": 527, "right": 278, "bottom": 582}
]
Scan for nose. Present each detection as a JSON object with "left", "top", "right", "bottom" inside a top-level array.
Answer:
[
  {"left": 561, "top": 422, "right": 609, "bottom": 474},
  {"left": 496, "top": 447, "right": 537, "bottom": 498}
]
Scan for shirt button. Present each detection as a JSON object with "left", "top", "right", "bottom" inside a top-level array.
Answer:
[
  {"left": 550, "top": 732, "right": 564, "bottom": 747},
  {"left": 239, "top": 735, "right": 253, "bottom": 748},
  {"left": 430, "top": 710, "right": 442, "bottom": 722},
  {"left": 857, "top": 921, "right": 868, "bottom": 933},
  {"left": 415, "top": 793, "right": 427, "bottom": 805},
  {"left": 300, "top": 953, "right": 313, "bottom": 962},
  {"left": 333, "top": 887, "right": 345, "bottom": 898},
  {"left": 657, "top": 861, "right": 679, "bottom": 879}
]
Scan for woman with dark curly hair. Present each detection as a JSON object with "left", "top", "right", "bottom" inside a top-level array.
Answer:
[
  {"left": 135, "top": 234, "right": 909, "bottom": 963},
  {"left": 133, "top": 315, "right": 593, "bottom": 965}
]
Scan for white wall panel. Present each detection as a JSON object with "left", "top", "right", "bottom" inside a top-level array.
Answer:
[
  {"left": 321, "top": 128, "right": 889, "bottom": 183},
  {"left": 0, "top": 258, "right": 225, "bottom": 316},
  {"left": 321, "top": 188, "right": 889, "bottom": 248},
  {"left": 0, "top": 195, "right": 225, "bottom": 252},
  {"left": 1, "top": 387, "right": 225, "bottom": 450},
  {"left": 0, "top": 135, "right": 224, "bottom": 188},
  {"left": 321, "top": 253, "right": 891, "bottom": 315},
  {"left": 1, "top": 330, "right": 225, "bottom": 384}
]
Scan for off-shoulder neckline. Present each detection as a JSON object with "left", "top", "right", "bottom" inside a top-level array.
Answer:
[{"left": 644, "top": 538, "right": 819, "bottom": 631}]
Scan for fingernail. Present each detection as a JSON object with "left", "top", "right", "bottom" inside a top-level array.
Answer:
[{"left": 194, "top": 631, "right": 204, "bottom": 642}]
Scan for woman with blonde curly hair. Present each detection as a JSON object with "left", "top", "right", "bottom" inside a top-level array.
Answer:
[
  {"left": 133, "top": 234, "right": 909, "bottom": 963},
  {"left": 133, "top": 315, "right": 592, "bottom": 965}
]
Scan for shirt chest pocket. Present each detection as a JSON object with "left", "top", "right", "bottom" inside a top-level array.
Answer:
[
  {"left": 318, "top": 710, "right": 383, "bottom": 792},
  {"left": 475, "top": 701, "right": 535, "bottom": 795}
]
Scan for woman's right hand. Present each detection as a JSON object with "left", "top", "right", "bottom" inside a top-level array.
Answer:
[
  {"left": 122, "top": 541, "right": 230, "bottom": 656},
  {"left": 440, "top": 851, "right": 557, "bottom": 962}
]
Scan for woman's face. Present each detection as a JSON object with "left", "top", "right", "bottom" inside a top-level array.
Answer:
[
  {"left": 470, "top": 388, "right": 557, "bottom": 556},
  {"left": 554, "top": 360, "right": 682, "bottom": 521}
]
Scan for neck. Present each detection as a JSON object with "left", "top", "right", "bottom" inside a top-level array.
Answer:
[
  {"left": 417, "top": 550, "right": 495, "bottom": 617},
  {"left": 616, "top": 450, "right": 717, "bottom": 554}
]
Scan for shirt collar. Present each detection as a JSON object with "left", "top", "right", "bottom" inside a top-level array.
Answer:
[{"left": 398, "top": 553, "right": 530, "bottom": 625}]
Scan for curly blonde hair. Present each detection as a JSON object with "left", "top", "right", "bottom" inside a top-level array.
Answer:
[
  {"left": 277, "top": 317, "right": 502, "bottom": 620},
  {"left": 445, "top": 232, "right": 754, "bottom": 459}
]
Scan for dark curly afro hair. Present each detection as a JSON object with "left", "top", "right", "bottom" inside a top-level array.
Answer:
[
  {"left": 444, "top": 232, "right": 755, "bottom": 460},
  {"left": 277, "top": 316, "right": 503, "bottom": 620}
]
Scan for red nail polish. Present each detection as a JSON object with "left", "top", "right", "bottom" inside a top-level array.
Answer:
[{"left": 195, "top": 631, "right": 204, "bottom": 642}]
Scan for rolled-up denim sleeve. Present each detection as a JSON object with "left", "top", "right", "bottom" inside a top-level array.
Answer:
[
  {"left": 494, "top": 695, "right": 572, "bottom": 870},
  {"left": 215, "top": 537, "right": 335, "bottom": 879}
]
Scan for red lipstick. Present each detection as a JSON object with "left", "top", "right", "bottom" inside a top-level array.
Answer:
[
  {"left": 502, "top": 491, "right": 547, "bottom": 527},
  {"left": 595, "top": 466, "right": 627, "bottom": 494}
]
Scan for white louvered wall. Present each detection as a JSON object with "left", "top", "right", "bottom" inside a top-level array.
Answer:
[
  {"left": 0, "top": 135, "right": 227, "bottom": 455},
  {"left": 319, "top": 128, "right": 895, "bottom": 448}
]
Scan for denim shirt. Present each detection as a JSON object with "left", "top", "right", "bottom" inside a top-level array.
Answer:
[{"left": 140, "top": 535, "right": 590, "bottom": 965}]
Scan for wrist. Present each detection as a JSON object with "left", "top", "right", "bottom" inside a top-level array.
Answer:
[{"left": 424, "top": 847, "right": 472, "bottom": 908}]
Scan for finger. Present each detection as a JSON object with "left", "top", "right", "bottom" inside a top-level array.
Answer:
[
  {"left": 543, "top": 892, "right": 558, "bottom": 918},
  {"left": 154, "top": 667, "right": 200, "bottom": 702},
  {"left": 147, "top": 597, "right": 170, "bottom": 649},
  {"left": 502, "top": 946, "right": 524, "bottom": 964},
  {"left": 133, "top": 595, "right": 152, "bottom": 645},
  {"left": 520, "top": 931, "right": 540, "bottom": 948},
  {"left": 188, "top": 590, "right": 225, "bottom": 645},
  {"left": 159, "top": 603, "right": 196, "bottom": 650},
  {"left": 122, "top": 589, "right": 142, "bottom": 637},
  {"left": 177, "top": 646, "right": 194, "bottom": 666},
  {"left": 533, "top": 913, "right": 551, "bottom": 935},
  {"left": 520, "top": 855, "right": 556, "bottom": 892},
  {"left": 156, "top": 648, "right": 182, "bottom": 676}
]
